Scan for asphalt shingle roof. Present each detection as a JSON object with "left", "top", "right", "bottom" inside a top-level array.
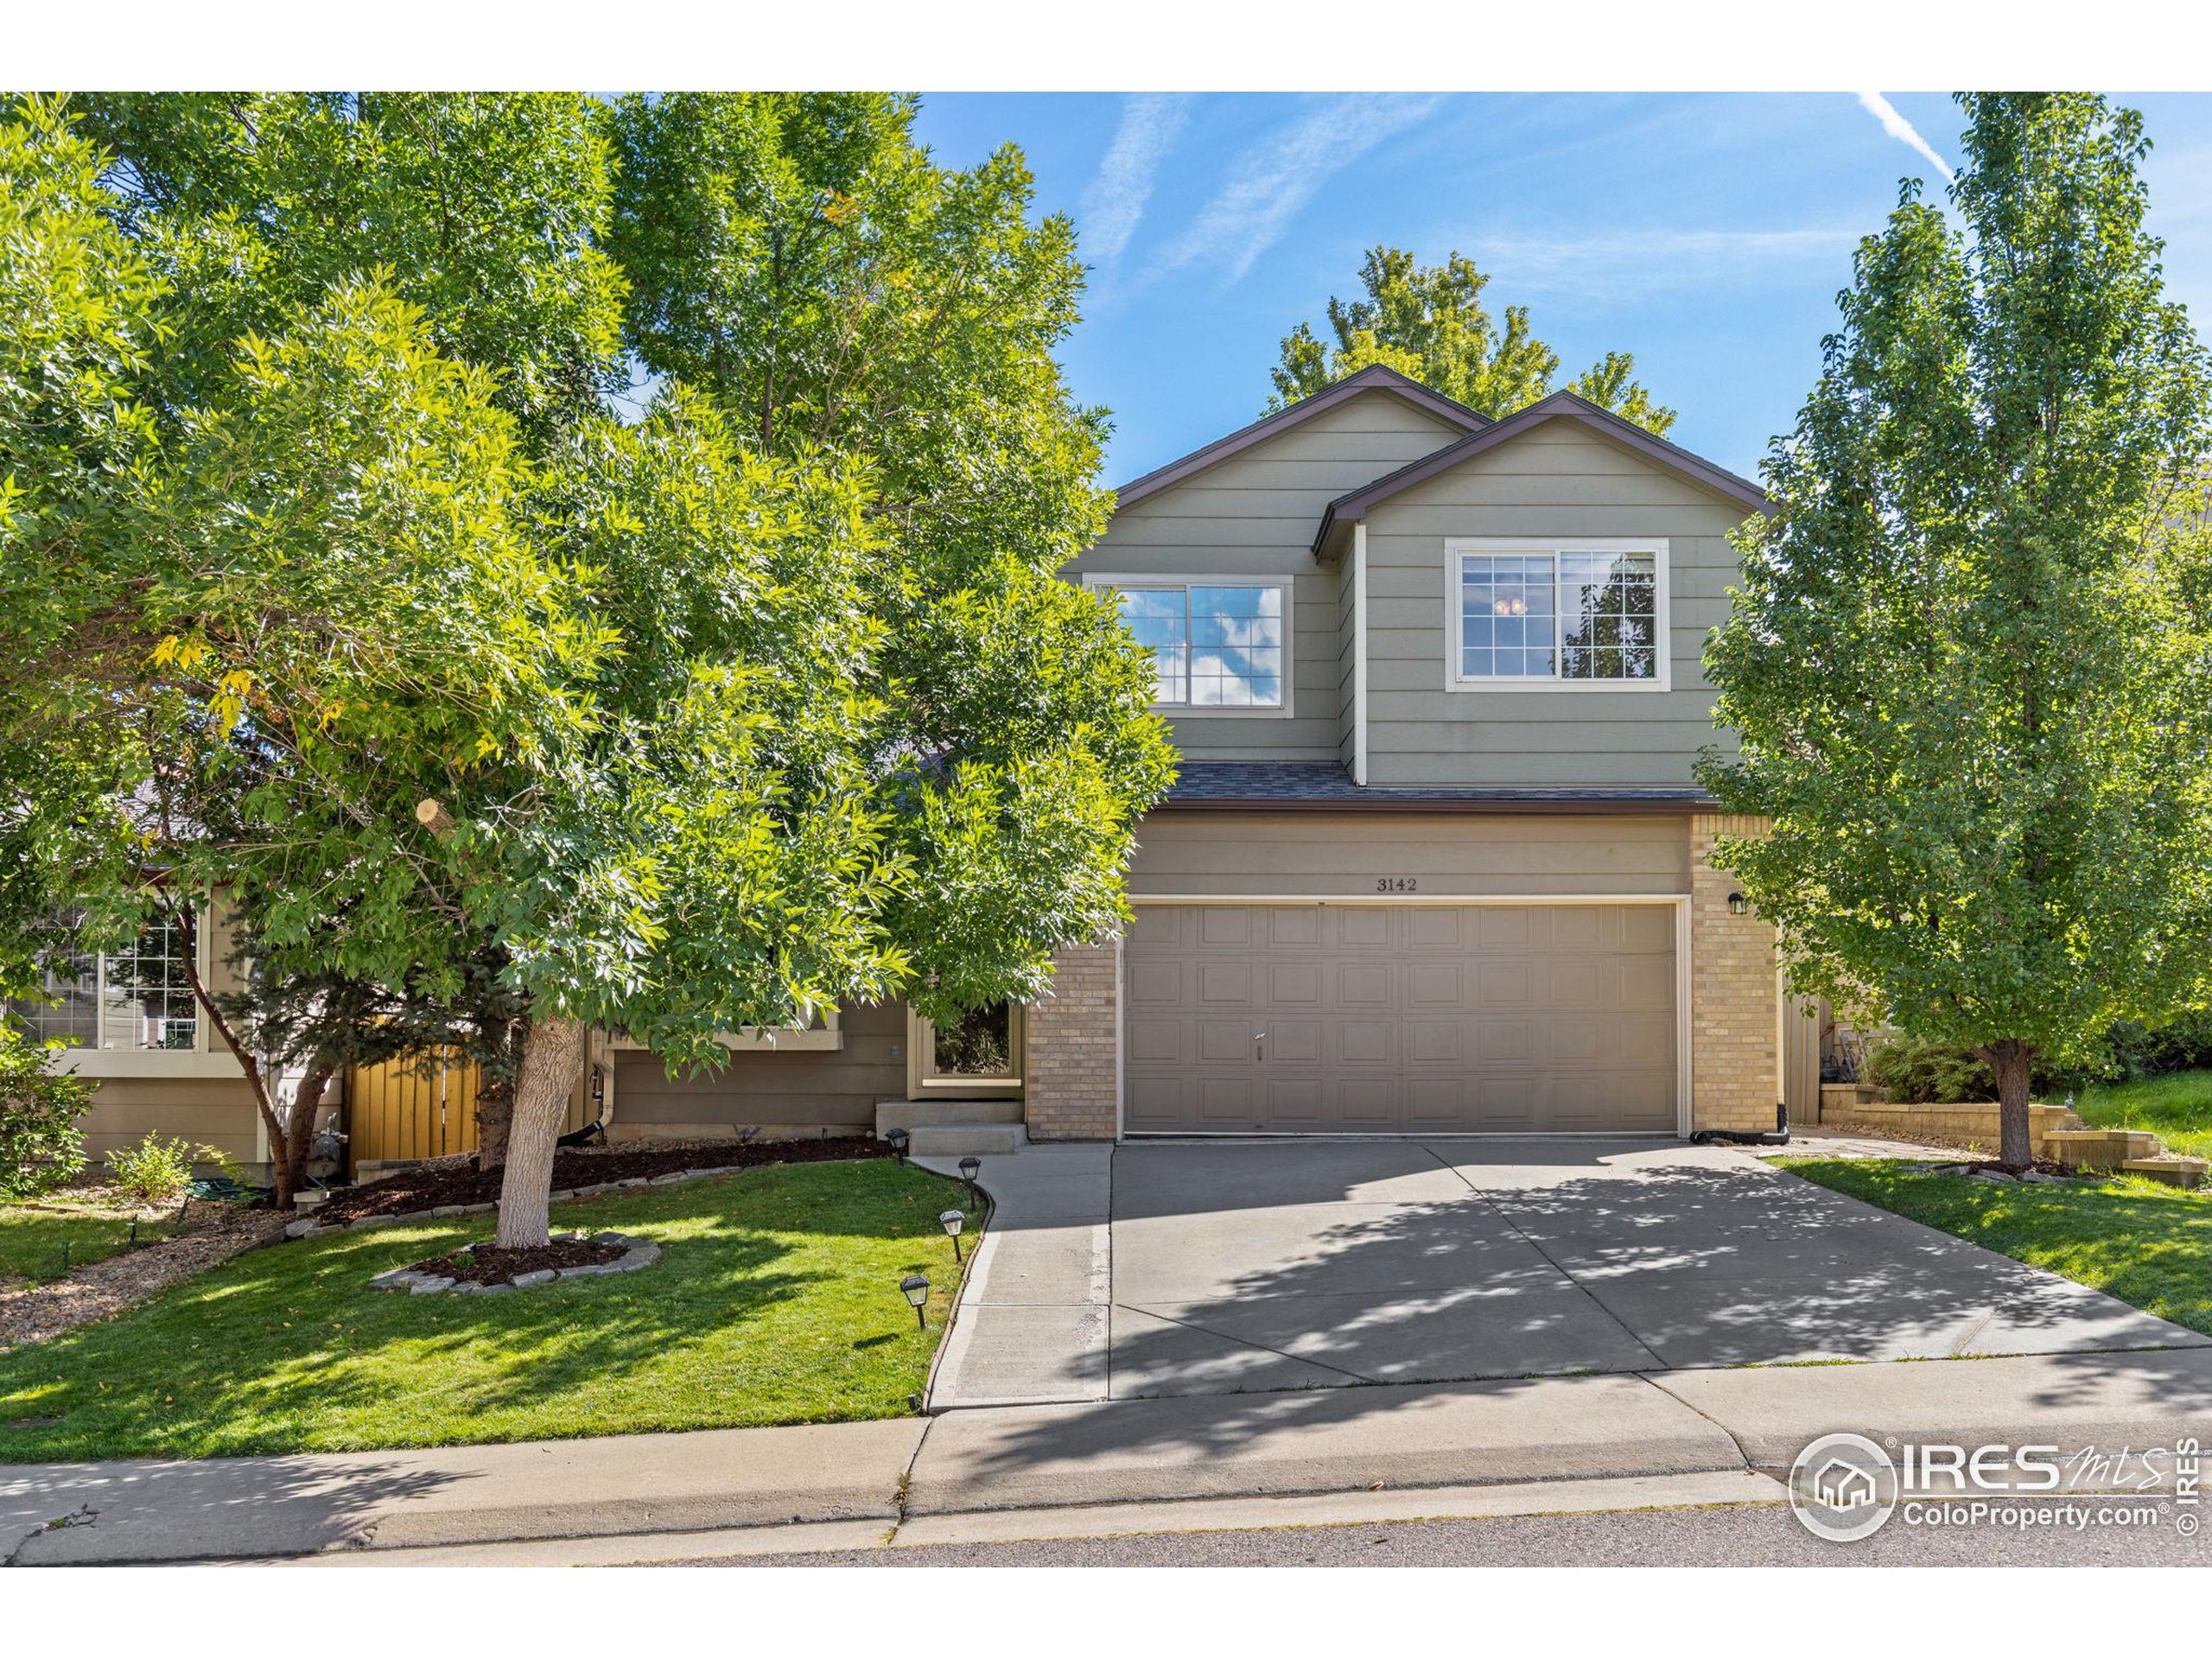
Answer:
[{"left": 1161, "top": 762, "right": 1713, "bottom": 808}]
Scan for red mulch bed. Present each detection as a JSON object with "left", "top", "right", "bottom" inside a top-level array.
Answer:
[
  {"left": 315, "top": 1136, "right": 893, "bottom": 1226},
  {"left": 406, "top": 1239, "right": 627, "bottom": 1286}
]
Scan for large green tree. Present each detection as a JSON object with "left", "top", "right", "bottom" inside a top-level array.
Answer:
[
  {"left": 1699, "top": 92, "right": 2212, "bottom": 1168},
  {"left": 1270, "top": 245, "right": 1675, "bottom": 433},
  {"left": 2, "top": 94, "right": 1173, "bottom": 1242}
]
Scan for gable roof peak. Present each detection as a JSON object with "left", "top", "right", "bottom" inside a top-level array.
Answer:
[
  {"left": 1112, "top": 364, "right": 1491, "bottom": 510},
  {"left": 1311, "top": 389, "right": 1772, "bottom": 556}
]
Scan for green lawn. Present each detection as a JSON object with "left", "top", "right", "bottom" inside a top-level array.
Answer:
[
  {"left": 1779, "top": 1157, "right": 2212, "bottom": 1337},
  {"left": 0, "top": 1200, "right": 174, "bottom": 1285},
  {"left": 2075, "top": 1067, "right": 2212, "bottom": 1160},
  {"left": 0, "top": 1158, "right": 974, "bottom": 1462}
]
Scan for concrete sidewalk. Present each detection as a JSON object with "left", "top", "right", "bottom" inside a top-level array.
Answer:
[
  {"left": 10, "top": 1345, "right": 2212, "bottom": 1565},
  {"left": 918, "top": 1145, "right": 1113, "bottom": 1408}
]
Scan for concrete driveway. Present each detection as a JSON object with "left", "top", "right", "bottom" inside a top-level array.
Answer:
[
  {"left": 1106, "top": 1141, "right": 2205, "bottom": 1397},
  {"left": 928, "top": 1140, "right": 2209, "bottom": 1407}
]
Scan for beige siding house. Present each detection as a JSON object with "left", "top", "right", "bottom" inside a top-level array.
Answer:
[
  {"left": 598, "top": 365, "right": 1793, "bottom": 1148},
  {"left": 10, "top": 899, "right": 269, "bottom": 1173}
]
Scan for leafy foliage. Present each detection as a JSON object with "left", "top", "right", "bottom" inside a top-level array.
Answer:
[
  {"left": 1699, "top": 94, "right": 2212, "bottom": 1164},
  {"left": 75, "top": 92, "right": 626, "bottom": 442},
  {"left": 0, "top": 1028, "right": 92, "bottom": 1199},
  {"left": 1269, "top": 245, "right": 1675, "bottom": 432},
  {"left": 1, "top": 92, "right": 1172, "bottom": 1236},
  {"left": 1865, "top": 1033, "right": 2063, "bottom": 1105},
  {"left": 105, "top": 1132, "right": 226, "bottom": 1206}
]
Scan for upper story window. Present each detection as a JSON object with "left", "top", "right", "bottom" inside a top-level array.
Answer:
[
  {"left": 2, "top": 911, "right": 200, "bottom": 1052},
  {"left": 1105, "top": 579, "right": 1290, "bottom": 711},
  {"left": 1450, "top": 540, "right": 1669, "bottom": 690}
]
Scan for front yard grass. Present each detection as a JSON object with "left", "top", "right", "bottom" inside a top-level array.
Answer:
[
  {"left": 0, "top": 1198, "right": 175, "bottom": 1285},
  {"left": 1779, "top": 1157, "right": 2212, "bottom": 1337},
  {"left": 2075, "top": 1067, "right": 2212, "bottom": 1160},
  {"left": 0, "top": 1158, "right": 973, "bottom": 1462}
]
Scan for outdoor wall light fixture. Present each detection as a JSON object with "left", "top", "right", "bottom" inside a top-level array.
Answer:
[
  {"left": 958, "top": 1155, "right": 982, "bottom": 1207},
  {"left": 885, "top": 1127, "right": 911, "bottom": 1165},
  {"left": 1727, "top": 892, "right": 1751, "bottom": 916},
  {"left": 939, "top": 1208, "right": 966, "bottom": 1262},
  {"left": 900, "top": 1273, "right": 931, "bottom": 1329}
]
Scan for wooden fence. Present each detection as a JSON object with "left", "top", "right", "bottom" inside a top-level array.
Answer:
[{"left": 343, "top": 1049, "right": 594, "bottom": 1173}]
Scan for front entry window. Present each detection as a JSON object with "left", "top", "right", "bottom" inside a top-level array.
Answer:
[
  {"left": 933, "top": 1003, "right": 1014, "bottom": 1078},
  {"left": 910, "top": 1001, "right": 1024, "bottom": 1096}
]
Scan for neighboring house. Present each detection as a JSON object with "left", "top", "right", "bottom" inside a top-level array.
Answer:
[
  {"left": 614, "top": 364, "right": 1815, "bottom": 1147},
  {"left": 9, "top": 365, "right": 1816, "bottom": 1165},
  {"left": 2, "top": 900, "right": 270, "bottom": 1173}
]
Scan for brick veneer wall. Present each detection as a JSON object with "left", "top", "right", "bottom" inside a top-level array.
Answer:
[
  {"left": 1023, "top": 938, "right": 1121, "bottom": 1141},
  {"left": 1690, "top": 812, "right": 1779, "bottom": 1134}
]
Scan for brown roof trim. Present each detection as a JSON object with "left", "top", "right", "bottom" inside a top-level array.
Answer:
[
  {"left": 1311, "top": 391, "right": 1773, "bottom": 556},
  {"left": 1112, "top": 365, "right": 1491, "bottom": 510},
  {"left": 1153, "top": 796, "right": 1713, "bottom": 817}
]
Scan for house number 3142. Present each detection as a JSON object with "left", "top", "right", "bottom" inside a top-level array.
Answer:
[{"left": 1376, "top": 876, "right": 1419, "bottom": 892}]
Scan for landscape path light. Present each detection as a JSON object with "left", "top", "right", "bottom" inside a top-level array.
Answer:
[
  {"left": 958, "top": 1155, "right": 982, "bottom": 1207},
  {"left": 900, "top": 1273, "right": 931, "bottom": 1330},
  {"left": 886, "top": 1127, "right": 911, "bottom": 1166},
  {"left": 939, "top": 1208, "right": 966, "bottom": 1263}
]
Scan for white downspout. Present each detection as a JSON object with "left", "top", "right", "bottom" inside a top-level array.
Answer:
[{"left": 1352, "top": 520, "right": 1370, "bottom": 788}]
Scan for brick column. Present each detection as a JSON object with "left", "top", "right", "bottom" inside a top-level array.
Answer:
[
  {"left": 1689, "top": 813, "right": 1778, "bottom": 1134},
  {"left": 1022, "top": 938, "right": 1120, "bottom": 1141}
]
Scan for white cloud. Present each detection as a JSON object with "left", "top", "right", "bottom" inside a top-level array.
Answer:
[
  {"left": 1856, "top": 92, "right": 1955, "bottom": 183},
  {"left": 1468, "top": 226, "right": 1863, "bottom": 300},
  {"left": 1080, "top": 93, "right": 1193, "bottom": 267},
  {"left": 1151, "top": 93, "right": 1447, "bottom": 285}
]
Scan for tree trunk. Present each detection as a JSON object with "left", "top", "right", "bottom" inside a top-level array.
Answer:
[
  {"left": 168, "top": 899, "right": 299, "bottom": 1206},
  {"left": 286, "top": 1067, "right": 333, "bottom": 1199},
  {"left": 493, "top": 1016, "right": 586, "bottom": 1248},
  {"left": 1983, "top": 1039, "right": 2037, "bottom": 1169},
  {"left": 474, "top": 1076, "right": 514, "bottom": 1173}
]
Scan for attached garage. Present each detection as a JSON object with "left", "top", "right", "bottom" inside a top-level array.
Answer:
[{"left": 1122, "top": 900, "right": 1681, "bottom": 1135}]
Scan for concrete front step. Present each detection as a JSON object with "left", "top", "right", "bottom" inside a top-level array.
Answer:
[
  {"left": 906, "top": 1123, "right": 1027, "bottom": 1157},
  {"left": 874, "top": 1098, "right": 1024, "bottom": 1134}
]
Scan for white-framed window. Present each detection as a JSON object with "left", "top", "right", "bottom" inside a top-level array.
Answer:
[
  {"left": 3, "top": 911, "right": 203, "bottom": 1052},
  {"left": 1447, "top": 538, "right": 1670, "bottom": 691},
  {"left": 1085, "top": 575, "right": 1294, "bottom": 715}
]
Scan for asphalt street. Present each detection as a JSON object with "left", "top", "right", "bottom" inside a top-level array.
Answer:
[{"left": 697, "top": 1500, "right": 2210, "bottom": 1568}]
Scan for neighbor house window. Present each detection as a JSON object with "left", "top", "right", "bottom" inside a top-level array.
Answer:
[
  {"left": 1112, "top": 582, "right": 1287, "bottom": 709},
  {"left": 2, "top": 912, "right": 200, "bottom": 1052},
  {"left": 1453, "top": 545, "right": 1664, "bottom": 685}
]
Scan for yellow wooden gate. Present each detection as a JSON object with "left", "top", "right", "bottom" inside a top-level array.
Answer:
[
  {"left": 343, "top": 1050, "right": 481, "bottom": 1171},
  {"left": 343, "top": 1049, "right": 596, "bottom": 1173}
]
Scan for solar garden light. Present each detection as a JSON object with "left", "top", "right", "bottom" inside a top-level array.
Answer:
[
  {"left": 886, "top": 1127, "right": 911, "bottom": 1165},
  {"left": 958, "top": 1155, "right": 981, "bottom": 1206},
  {"left": 900, "top": 1273, "right": 931, "bottom": 1329},
  {"left": 938, "top": 1208, "right": 966, "bottom": 1262}
]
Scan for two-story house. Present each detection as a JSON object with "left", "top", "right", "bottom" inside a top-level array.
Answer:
[{"left": 610, "top": 364, "right": 1810, "bottom": 1151}]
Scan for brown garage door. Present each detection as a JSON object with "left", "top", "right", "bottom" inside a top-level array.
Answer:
[{"left": 1122, "top": 903, "right": 1677, "bottom": 1135}]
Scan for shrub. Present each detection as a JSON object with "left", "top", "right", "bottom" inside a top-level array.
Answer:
[
  {"left": 107, "top": 1134, "right": 228, "bottom": 1207},
  {"left": 1866, "top": 1034, "right": 2065, "bottom": 1104},
  {"left": 2101, "top": 1010, "right": 2212, "bottom": 1080},
  {"left": 0, "top": 1027, "right": 93, "bottom": 1199}
]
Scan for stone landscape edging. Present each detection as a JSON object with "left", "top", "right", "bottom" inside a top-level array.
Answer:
[
  {"left": 371, "top": 1230, "right": 663, "bottom": 1295},
  {"left": 283, "top": 1161, "right": 765, "bottom": 1241}
]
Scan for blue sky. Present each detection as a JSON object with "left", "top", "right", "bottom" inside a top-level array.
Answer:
[{"left": 910, "top": 92, "right": 2212, "bottom": 486}]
